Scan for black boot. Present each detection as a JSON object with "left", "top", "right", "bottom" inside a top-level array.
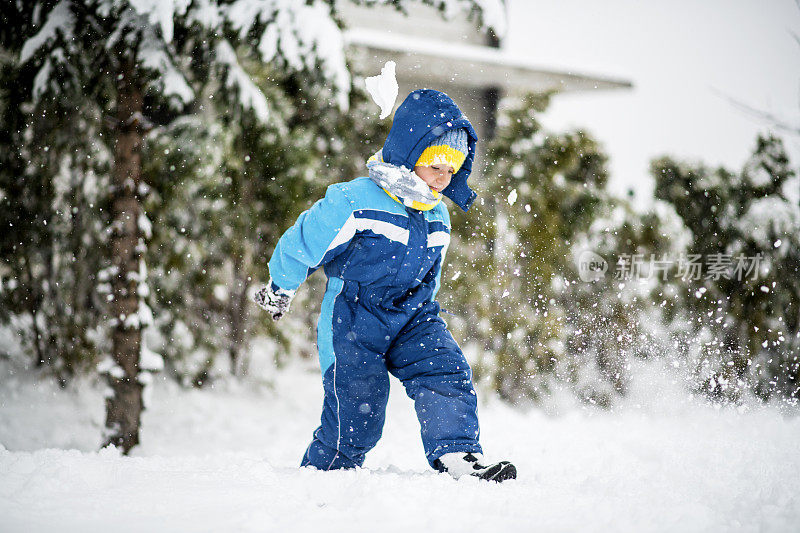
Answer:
[{"left": 433, "top": 452, "right": 517, "bottom": 482}]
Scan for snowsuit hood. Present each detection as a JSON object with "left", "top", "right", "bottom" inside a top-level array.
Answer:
[{"left": 381, "top": 89, "right": 478, "bottom": 212}]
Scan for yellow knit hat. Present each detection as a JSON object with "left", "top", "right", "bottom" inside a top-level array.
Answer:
[{"left": 415, "top": 129, "right": 468, "bottom": 173}]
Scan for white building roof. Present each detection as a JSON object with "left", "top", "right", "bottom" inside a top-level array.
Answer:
[{"left": 345, "top": 28, "right": 632, "bottom": 94}]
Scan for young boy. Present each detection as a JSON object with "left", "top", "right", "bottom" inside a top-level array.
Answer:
[{"left": 254, "top": 89, "right": 516, "bottom": 482}]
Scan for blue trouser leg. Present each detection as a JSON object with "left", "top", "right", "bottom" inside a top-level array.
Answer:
[
  {"left": 386, "top": 300, "right": 482, "bottom": 467},
  {"left": 302, "top": 279, "right": 390, "bottom": 470},
  {"left": 301, "top": 357, "right": 389, "bottom": 469}
]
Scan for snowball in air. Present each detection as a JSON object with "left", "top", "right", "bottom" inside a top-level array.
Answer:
[{"left": 365, "top": 61, "right": 398, "bottom": 119}]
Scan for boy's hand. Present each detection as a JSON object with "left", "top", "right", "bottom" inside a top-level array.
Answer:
[{"left": 253, "top": 281, "right": 295, "bottom": 321}]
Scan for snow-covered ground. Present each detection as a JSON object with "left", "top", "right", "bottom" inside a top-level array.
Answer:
[{"left": 1, "top": 355, "right": 799, "bottom": 533}]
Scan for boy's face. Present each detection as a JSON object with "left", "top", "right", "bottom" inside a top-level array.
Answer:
[{"left": 414, "top": 164, "right": 454, "bottom": 193}]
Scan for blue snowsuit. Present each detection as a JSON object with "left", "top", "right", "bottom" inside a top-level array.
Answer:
[{"left": 268, "top": 90, "right": 482, "bottom": 469}]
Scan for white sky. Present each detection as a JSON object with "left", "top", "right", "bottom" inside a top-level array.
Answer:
[{"left": 504, "top": 0, "right": 800, "bottom": 205}]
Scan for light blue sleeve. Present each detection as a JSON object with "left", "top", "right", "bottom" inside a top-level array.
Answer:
[
  {"left": 430, "top": 255, "right": 445, "bottom": 302},
  {"left": 430, "top": 205, "right": 451, "bottom": 302},
  {"left": 268, "top": 184, "right": 355, "bottom": 291}
]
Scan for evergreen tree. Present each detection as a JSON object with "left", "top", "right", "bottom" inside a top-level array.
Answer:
[
  {"left": 653, "top": 134, "right": 800, "bottom": 401},
  {"left": 444, "top": 94, "right": 667, "bottom": 405},
  {"left": 0, "top": 43, "right": 111, "bottom": 384}
]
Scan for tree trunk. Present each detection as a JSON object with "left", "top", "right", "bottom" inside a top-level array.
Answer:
[
  {"left": 24, "top": 258, "right": 46, "bottom": 368},
  {"left": 103, "top": 68, "right": 145, "bottom": 454},
  {"left": 228, "top": 244, "right": 253, "bottom": 375}
]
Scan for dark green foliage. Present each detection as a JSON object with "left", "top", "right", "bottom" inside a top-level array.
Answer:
[
  {"left": 444, "top": 94, "right": 799, "bottom": 406},
  {"left": 652, "top": 134, "right": 800, "bottom": 401},
  {"left": 0, "top": 50, "right": 111, "bottom": 382},
  {"left": 445, "top": 94, "right": 665, "bottom": 405}
]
